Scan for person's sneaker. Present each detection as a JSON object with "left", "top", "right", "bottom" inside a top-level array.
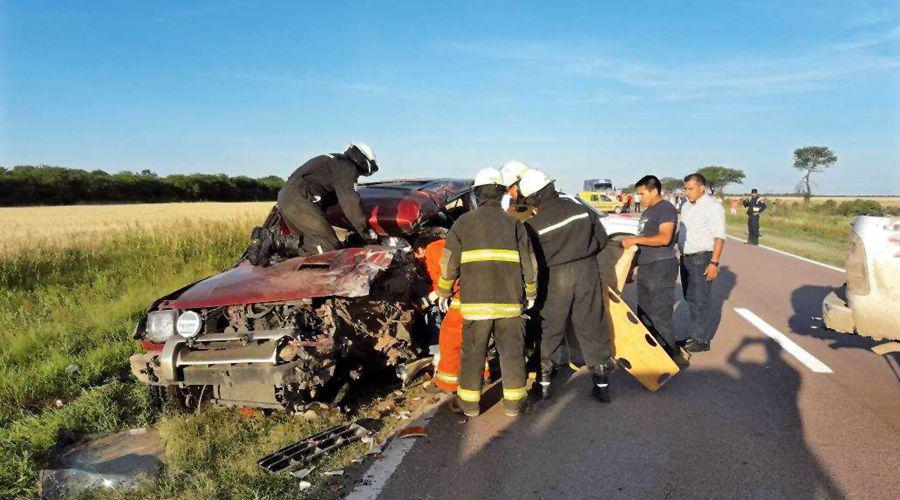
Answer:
[
  {"left": 683, "top": 338, "right": 710, "bottom": 353},
  {"left": 538, "top": 369, "right": 554, "bottom": 399},
  {"left": 591, "top": 374, "right": 612, "bottom": 403},
  {"left": 449, "top": 397, "right": 479, "bottom": 417}
]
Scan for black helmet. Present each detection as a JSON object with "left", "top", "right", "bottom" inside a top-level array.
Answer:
[{"left": 345, "top": 143, "right": 378, "bottom": 176}]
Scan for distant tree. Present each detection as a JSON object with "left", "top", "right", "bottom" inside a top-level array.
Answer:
[
  {"left": 792, "top": 146, "right": 837, "bottom": 202},
  {"left": 696, "top": 165, "right": 746, "bottom": 194},
  {"left": 661, "top": 177, "right": 682, "bottom": 193}
]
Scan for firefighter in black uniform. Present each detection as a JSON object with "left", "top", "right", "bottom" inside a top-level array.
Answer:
[
  {"left": 249, "top": 143, "right": 379, "bottom": 265},
  {"left": 742, "top": 188, "right": 767, "bottom": 245},
  {"left": 437, "top": 167, "right": 539, "bottom": 418},
  {"left": 518, "top": 169, "right": 615, "bottom": 403}
]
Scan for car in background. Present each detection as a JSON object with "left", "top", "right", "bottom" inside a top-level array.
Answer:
[
  {"left": 579, "top": 191, "right": 625, "bottom": 213},
  {"left": 822, "top": 216, "right": 900, "bottom": 342}
]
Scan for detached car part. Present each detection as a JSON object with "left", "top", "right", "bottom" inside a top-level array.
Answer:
[{"left": 257, "top": 423, "right": 371, "bottom": 474}]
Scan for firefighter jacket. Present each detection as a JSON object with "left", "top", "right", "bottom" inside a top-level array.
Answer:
[
  {"left": 280, "top": 154, "right": 369, "bottom": 235},
  {"left": 743, "top": 197, "right": 767, "bottom": 217},
  {"left": 525, "top": 192, "right": 609, "bottom": 267},
  {"left": 437, "top": 201, "right": 538, "bottom": 320}
]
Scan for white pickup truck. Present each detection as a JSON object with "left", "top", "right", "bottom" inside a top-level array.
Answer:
[{"left": 822, "top": 216, "right": 900, "bottom": 342}]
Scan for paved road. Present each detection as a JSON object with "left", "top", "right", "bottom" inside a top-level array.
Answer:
[{"left": 362, "top": 241, "right": 900, "bottom": 499}]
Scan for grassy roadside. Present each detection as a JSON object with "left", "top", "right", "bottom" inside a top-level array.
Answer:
[
  {"left": 725, "top": 213, "right": 849, "bottom": 268},
  {"left": 0, "top": 207, "right": 442, "bottom": 499}
]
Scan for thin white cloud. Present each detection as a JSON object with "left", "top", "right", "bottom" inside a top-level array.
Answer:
[{"left": 437, "top": 24, "right": 900, "bottom": 103}]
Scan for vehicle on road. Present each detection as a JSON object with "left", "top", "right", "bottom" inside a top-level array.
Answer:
[
  {"left": 130, "top": 179, "right": 637, "bottom": 412},
  {"left": 822, "top": 215, "right": 900, "bottom": 341},
  {"left": 579, "top": 191, "right": 625, "bottom": 213}
]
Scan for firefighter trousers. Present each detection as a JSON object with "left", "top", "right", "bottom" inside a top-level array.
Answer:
[
  {"left": 277, "top": 189, "right": 341, "bottom": 254},
  {"left": 539, "top": 257, "right": 611, "bottom": 373},
  {"left": 457, "top": 317, "right": 527, "bottom": 411},
  {"left": 434, "top": 307, "right": 464, "bottom": 392}
]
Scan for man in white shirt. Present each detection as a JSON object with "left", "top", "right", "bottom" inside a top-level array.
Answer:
[{"left": 677, "top": 173, "right": 726, "bottom": 352}]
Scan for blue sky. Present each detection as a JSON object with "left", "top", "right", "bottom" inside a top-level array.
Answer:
[{"left": 2, "top": 0, "right": 898, "bottom": 194}]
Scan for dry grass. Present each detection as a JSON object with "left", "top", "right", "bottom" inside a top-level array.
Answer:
[
  {"left": 723, "top": 195, "right": 900, "bottom": 207},
  {"left": 0, "top": 202, "right": 274, "bottom": 257}
]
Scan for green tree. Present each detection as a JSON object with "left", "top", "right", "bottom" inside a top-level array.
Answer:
[
  {"left": 661, "top": 177, "right": 682, "bottom": 193},
  {"left": 696, "top": 165, "right": 746, "bottom": 194},
  {"left": 792, "top": 146, "right": 837, "bottom": 202}
]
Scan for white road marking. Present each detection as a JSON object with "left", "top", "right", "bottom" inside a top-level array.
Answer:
[
  {"left": 347, "top": 404, "right": 442, "bottom": 500},
  {"left": 734, "top": 308, "right": 833, "bottom": 374},
  {"left": 725, "top": 235, "right": 845, "bottom": 273}
]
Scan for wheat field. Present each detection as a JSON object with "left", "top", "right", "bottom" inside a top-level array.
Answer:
[{"left": 0, "top": 201, "right": 275, "bottom": 257}]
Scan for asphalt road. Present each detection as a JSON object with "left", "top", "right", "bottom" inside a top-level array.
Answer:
[{"left": 360, "top": 241, "right": 900, "bottom": 500}]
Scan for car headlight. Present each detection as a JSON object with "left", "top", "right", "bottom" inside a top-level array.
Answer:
[
  {"left": 176, "top": 311, "right": 203, "bottom": 338},
  {"left": 145, "top": 309, "right": 178, "bottom": 343}
]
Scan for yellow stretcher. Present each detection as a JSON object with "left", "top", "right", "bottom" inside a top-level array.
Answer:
[{"left": 598, "top": 243, "right": 680, "bottom": 391}]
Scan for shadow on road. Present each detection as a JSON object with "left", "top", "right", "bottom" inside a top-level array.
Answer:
[{"left": 381, "top": 333, "right": 844, "bottom": 499}]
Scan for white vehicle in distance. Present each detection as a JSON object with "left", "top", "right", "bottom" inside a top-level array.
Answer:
[{"left": 822, "top": 216, "right": 900, "bottom": 342}]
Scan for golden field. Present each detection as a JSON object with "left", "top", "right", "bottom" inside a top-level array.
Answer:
[
  {"left": 0, "top": 201, "right": 275, "bottom": 257},
  {"left": 723, "top": 195, "right": 900, "bottom": 207}
]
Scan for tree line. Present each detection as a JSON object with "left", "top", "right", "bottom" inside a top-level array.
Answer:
[{"left": 0, "top": 166, "right": 284, "bottom": 206}]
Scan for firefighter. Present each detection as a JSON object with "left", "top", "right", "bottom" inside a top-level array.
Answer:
[
  {"left": 519, "top": 169, "right": 615, "bottom": 403},
  {"left": 436, "top": 167, "right": 539, "bottom": 417},
  {"left": 499, "top": 160, "right": 533, "bottom": 221},
  {"left": 742, "top": 188, "right": 767, "bottom": 245},
  {"left": 248, "top": 143, "right": 379, "bottom": 265}
]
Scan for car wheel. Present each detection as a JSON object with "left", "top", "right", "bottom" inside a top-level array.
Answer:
[{"left": 614, "top": 207, "right": 622, "bottom": 214}]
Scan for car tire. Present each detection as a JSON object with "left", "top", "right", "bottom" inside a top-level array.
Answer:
[{"left": 614, "top": 207, "right": 622, "bottom": 214}]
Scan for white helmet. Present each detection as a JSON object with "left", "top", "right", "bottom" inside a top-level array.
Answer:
[
  {"left": 346, "top": 143, "right": 378, "bottom": 175},
  {"left": 500, "top": 160, "right": 530, "bottom": 187},
  {"left": 473, "top": 167, "right": 504, "bottom": 187},
  {"left": 518, "top": 169, "right": 554, "bottom": 197}
]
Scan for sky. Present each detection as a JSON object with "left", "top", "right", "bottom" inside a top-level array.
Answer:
[{"left": 2, "top": 0, "right": 899, "bottom": 195}]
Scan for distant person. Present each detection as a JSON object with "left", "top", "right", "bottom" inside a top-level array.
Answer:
[
  {"left": 626, "top": 192, "right": 633, "bottom": 212},
  {"left": 249, "top": 143, "right": 380, "bottom": 264},
  {"left": 621, "top": 175, "right": 683, "bottom": 360},
  {"left": 633, "top": 191, "right": 642, "bottom": 213},
  {"left": 742, "top": 188, "right": 767, "bottom": 245},
  {"left": 730, "top": 197, "right": 739, "bottom": 215},
  {"left": 677, "top": 173, "right": 726, "bottom": 353}
]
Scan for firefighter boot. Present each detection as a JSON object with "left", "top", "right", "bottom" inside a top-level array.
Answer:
[
  {"left": 502, "top": 397, "right": 526, "bottom": 417},
  {"left": 591, "top": 363, "right": 614, "bottom": 403},
  {"left": 449, "top": 397, "right": 479, "bottom": 417},
  {"left": 248, "top": 226, "right": 274, "bottom": 266}
]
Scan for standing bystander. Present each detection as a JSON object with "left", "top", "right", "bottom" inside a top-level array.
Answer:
[
  {"left": 677, "top": 173, "right": 726, "bottom": 352},
  {"left": 742, "top": 189, "right": 767, "bottom": 245}
]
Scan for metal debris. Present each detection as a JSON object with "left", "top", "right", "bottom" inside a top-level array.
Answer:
[
  {"left": 324, "top": 469, "right": 344, "bottom": 476},
  {"left": 257, "top": 423, "right": 370, "bottom": 474},
  {"left": 398, "top": 426, "right": 428, "bottom": 439},
  {"left": 290, "top": 467, "right": 314, "bottom": 479}
]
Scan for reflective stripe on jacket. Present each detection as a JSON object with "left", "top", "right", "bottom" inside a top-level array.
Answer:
[{"left": 437, "top": 201, "right": 538, "bottom": 320}]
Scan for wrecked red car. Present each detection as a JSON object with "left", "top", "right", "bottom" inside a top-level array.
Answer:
[{"left": 130, "top": 179, "right": 473, "bottom": 412}]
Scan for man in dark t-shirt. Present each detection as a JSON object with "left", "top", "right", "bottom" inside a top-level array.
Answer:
[{"left": 621, "top": 175, "right": 683, "bottom": 360}]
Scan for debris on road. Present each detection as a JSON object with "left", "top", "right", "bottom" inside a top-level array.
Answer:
[
  {"left": 257, "top": 422, "right": 370, "bottom": 474},
  {"left": 398, "top": 426, "right": 428, "bottom": 439},
  {"left": 39, "top": 428, "right": 163, "bottom": 499}
]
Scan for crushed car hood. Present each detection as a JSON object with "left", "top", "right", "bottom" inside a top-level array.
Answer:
[{"left": 161, "top": 246, "right": 399, "bottom": 309}]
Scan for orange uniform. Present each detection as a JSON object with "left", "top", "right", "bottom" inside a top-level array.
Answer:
[{"left": 422, "top": 239, "right": 464, "bottom": 392}]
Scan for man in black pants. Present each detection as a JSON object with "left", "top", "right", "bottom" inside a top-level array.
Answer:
[
  {"left": 677, "top": 173, "right": 726, "bottom": 353},
  {"left": 743, "top": 188, "right": 766, "bottom": 245},
  {"left": 621, "top": 175, "right": 683, "bottom": 364},
  {"left": 519, "top": 169, "right": 615, "bottom": 403},
  {"left": 249, "top": 143, "right": 379, "bottom": 264}
]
